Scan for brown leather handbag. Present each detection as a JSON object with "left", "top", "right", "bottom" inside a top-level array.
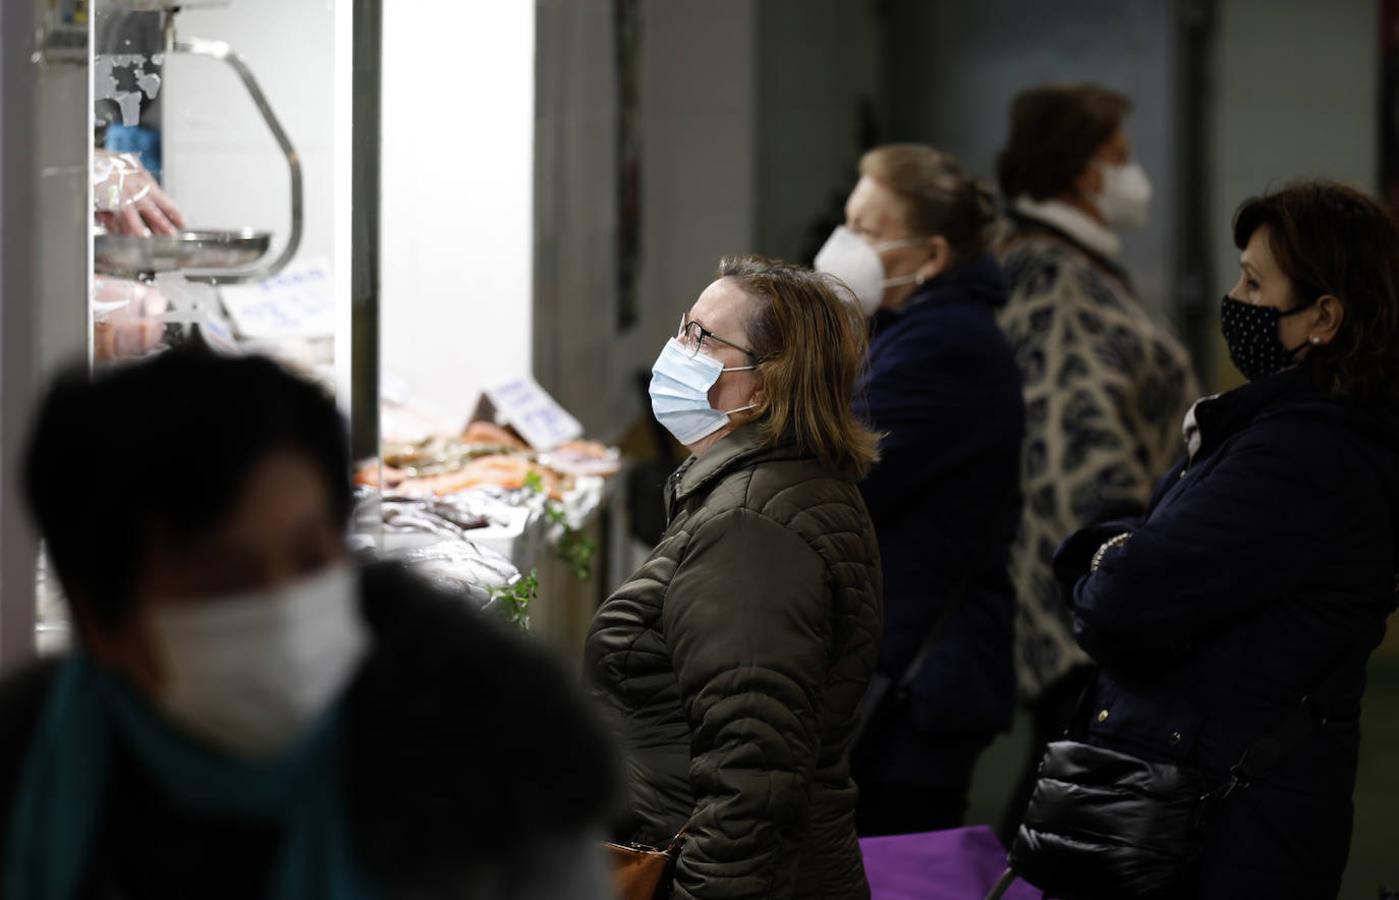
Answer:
[{"left": 603, "top": 827, "right": 687, "bottom": 900}]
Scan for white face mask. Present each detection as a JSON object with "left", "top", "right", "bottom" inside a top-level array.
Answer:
[
  {"left": 149, "top": 563, "right": 369, "bottom": 760},
  {"left": 1093, "top": 161, "right": 1152, "bottom": 231},
  {"left": 649, "top": 337, "right": 755, "bottom": 447},
  {"left": 814, "top": 225, "right": 927, "bottom": 317}
]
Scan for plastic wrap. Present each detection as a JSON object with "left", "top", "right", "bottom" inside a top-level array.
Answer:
[
  {"left": 394, "top": 539, "right": 520, "bottom": 612},
  {"left": 93, "top": 274, "right": 169, "bottom": 361},
  {"left": 92, "top": 149, "right": 185, "bottom": 236}
]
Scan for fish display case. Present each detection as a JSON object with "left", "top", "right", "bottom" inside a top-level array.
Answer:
[{"left": 4, "top": 0, "right": 622, "bottom": 668}]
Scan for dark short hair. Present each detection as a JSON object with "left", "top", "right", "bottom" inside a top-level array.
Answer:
[
  {"left": 1233, "top": 181, "right": 1399, "bottom": 406},
  {"left": 24, "top": 348, "right": 352, "bottom": 630},
  {"left": 996, "top": 83, "right": 1131, "bottom": 201}
]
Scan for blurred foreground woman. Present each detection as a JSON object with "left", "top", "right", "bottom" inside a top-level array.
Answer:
[
  {"left": 587, "top": 257, "right": 883, "bottom": 899},
  {"left": 0, "top": 349, "right": 617, "bottom": 899},
  {"left": 1045, "top": 182, "right": 1399, "bottom": 898}
]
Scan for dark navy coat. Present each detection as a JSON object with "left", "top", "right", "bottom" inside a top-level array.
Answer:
[
  {"left": 852, "top": 254, "right": 1026, "bottom": 783},
  {"left": 1059, "top": 364, "right": 1399, "bottom": 898}
]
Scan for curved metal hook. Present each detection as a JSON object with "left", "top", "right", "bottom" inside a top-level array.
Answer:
[{"left": 171, "top": 36, "right": 303, "bottom": 284}]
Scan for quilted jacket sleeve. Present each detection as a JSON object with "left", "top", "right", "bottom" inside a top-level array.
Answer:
[
  {"left": 1070, "top": 416, "right": 1350, "bottom": 660},
  {"left": 662, "top": 507, "right": 831, "bottom": 899}
]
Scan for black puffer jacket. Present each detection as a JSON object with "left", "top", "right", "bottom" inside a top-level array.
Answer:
[
  {"left": 1060, "top": 365, "right": 1399, "bottom": 897},
  {"left": 586, "top": 425, "right": 883, "bottom": 899}
]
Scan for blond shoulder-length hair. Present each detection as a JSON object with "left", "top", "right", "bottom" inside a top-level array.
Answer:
[{"left": 719, "top": 255, "right": 880, "bottom": 480}]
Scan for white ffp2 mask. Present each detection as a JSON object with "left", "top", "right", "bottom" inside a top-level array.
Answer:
[
  {"left": 649, "top": 338, "right": 755, "bottom": 447},
  {"left": 149, "top": 563, "right": 369, "bottom": 760},
  {"left": 814, "top": 225, "right": 927, "bottom": 317},
  {"left": 1093, "top": 161, "right": 1152, "bottom": 231}
]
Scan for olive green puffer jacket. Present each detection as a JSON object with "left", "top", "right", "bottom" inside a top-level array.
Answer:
[{"left": 586, "top": 425, "right": 883, "bottom": 899}]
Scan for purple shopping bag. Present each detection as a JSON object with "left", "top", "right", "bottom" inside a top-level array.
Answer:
[{"left": 859, "top": 826, "right": 1042, "bottom": 899}]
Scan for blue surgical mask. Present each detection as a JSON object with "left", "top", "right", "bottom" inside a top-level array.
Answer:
[{"left": 649, "top": 338, "right": 756, "bottom": 447}]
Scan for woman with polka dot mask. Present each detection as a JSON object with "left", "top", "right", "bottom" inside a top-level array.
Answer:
[{"left": 1040, "top": 181, "right": 1399, "bottom": 898}]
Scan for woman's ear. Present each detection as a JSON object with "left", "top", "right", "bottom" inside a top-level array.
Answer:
[
  {"left": 915, "top": 236, "right": 953, "bottom": 285},
  {"left": 747, "top": 368, "right": 766, "bottom": 411},
  {"left": 1310, "top": 294, "right": 1346, "bottom": 346}
]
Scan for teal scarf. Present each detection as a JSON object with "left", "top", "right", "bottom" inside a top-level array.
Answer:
[{"left": 4, "top": 655, "right": 375, "bottom": 899}]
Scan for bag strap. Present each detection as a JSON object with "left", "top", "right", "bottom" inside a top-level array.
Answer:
[
  {"left": 984, "top": 868, "right": 1018, "bottom": 900},
  {"left": 661, "top": 810, "right": 703, "bottom": 853},
  {"left": 894, "top": 566, "right": 984, "bottom": 697},
  {"left": 1220, "top": 644, "right": 1364, "bottom": 795},
  {"left": 853, "top": 565, "right": 983, "bottom": 742},
  {"left": 1224, "top": 452, "right": 1398, "bottom": 795}
]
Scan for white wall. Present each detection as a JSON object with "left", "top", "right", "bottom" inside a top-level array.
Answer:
[
  {"left": 162, "top": 0, "right": 340, "bottom": 272},
  {"left": 379, "top": 0, "right": 536, "bottom": 428},
  {"left": 0, "top": 0, "right": 42, "bottom": 671},
  {"left": 627, "top": 0, "right": 758, "bottom": 431},
  {"left": 754, "top": 0, "right": 883, "bottom": 263},
  {"left": 161, "top": 0, "right": 353, "bottom": 402},
  {"left": 1206, "top": 0, "right": 1378, "bottom": 384},
  {"left": 533, "top": 0, "right": 758, "bottom": 439},
  {"left": 533, "top": 0, "right": 618, "bottom": 436}
]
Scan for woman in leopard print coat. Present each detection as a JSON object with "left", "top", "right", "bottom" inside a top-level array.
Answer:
[{"left": 992, "top": 83, "right": 1199, "bottom": 838}]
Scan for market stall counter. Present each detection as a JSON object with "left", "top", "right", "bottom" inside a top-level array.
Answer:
[{"left": 354, "top": 403, "right": 626, "bottom": 658}]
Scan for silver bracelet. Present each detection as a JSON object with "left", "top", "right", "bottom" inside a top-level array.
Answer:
[{"left": 1090, "top": 532, "right": 1133, "bottom": 573}]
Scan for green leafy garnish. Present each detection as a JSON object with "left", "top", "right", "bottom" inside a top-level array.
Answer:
[
  {"left": 522, "top": 469, "right": 596, "bottom": 582},
  {"left": 491, "top": 569, "right": 538, "bottom": 631}
]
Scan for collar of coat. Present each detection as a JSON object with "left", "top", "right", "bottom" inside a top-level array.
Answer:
[
  {"left": 665, "top": 424, "right": 806, "bottom": 514},
  {"left": 1011, "top": 196, "right": 1122, "bottom": 260},
  {"left": 876, "top": 251, "right": 1010, "bottom": 324},
  {"left": 1003, "top": 203, "right": 1135, "bottom": 291},
  {"left": 1187, "top": 362, "right": 1380, "bottom": 465}
]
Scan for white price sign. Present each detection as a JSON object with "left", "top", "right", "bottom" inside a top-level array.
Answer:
[
  {"left": 219, "top": 258, "right": 335, "bottom": 340},
  {"left": 475, "top": 377, "right": 583, "bottom": 451}
]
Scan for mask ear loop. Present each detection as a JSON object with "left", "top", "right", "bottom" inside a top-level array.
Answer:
[
  {"left": 1279, "top": 296, "right": 1321, "bottom": 357},
  {"left": 719, "top": 355, "right": 762, "bottom": 415},
  {"left": 873, "top": 236, "right": 934, "bottom": 289}
]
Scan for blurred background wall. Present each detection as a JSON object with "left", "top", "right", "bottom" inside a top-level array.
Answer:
[{"left": 532, "top": 0, "right": 1383, "bottom": 441}]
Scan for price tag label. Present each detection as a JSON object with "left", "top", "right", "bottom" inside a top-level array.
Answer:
[
  {"left": 219, "top": 258, "right": 335, "bottom": 340},
  {"left": 476, "top": 377, "right": 583, "bottom": 451}
]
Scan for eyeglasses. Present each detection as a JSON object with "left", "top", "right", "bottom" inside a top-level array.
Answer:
[{"left": 676, "top": 315, "right": 757, "bottom": 361}]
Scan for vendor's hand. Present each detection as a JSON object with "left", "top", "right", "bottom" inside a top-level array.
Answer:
[
  {"left": 93, "top": 149, "right": 187, "bottom": 237},
  {"left": 93, "top": 275, "right": 168, "bottom": 362}
]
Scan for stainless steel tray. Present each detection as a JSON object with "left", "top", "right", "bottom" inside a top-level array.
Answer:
[{"left": 95, "top": 229, "right": 272, "bottom": 278}]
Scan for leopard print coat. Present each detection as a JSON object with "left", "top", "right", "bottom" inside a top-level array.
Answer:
[{"left": 995, "top": 212, "right": 1199, "bottom": 700}]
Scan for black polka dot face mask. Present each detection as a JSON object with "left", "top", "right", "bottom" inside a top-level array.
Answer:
[{"left": 1219, "top": 295, "right": 1315, "bottom": 381}]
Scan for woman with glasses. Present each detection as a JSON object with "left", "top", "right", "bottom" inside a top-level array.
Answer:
[{"left": 586, "top": 256, "right": 883, "bottom": 899}]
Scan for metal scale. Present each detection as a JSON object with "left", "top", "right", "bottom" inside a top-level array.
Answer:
[{"left": 91, "top": 0, "right": 303, "bottom": 285}]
